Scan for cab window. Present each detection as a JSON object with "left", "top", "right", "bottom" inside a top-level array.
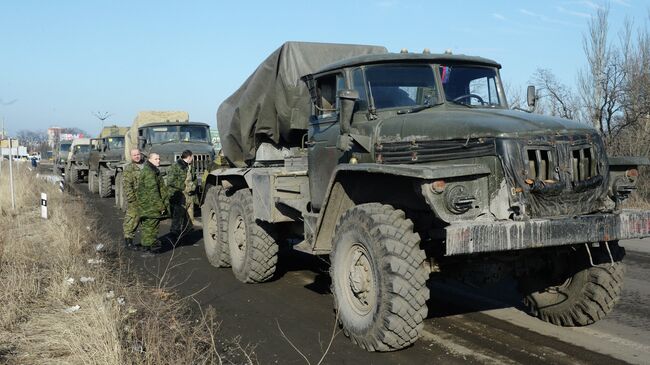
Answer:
[{"left": 315, "top": 73, "right": 345, "bottom": 119}]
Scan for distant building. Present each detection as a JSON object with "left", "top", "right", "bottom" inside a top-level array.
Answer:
[{"left": 48, "top": 127, "right": 84, "bottom": 147}]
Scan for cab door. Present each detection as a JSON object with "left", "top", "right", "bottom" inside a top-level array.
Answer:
[{"left": 307, "top": 72, "right": 346, "bottom": 211}]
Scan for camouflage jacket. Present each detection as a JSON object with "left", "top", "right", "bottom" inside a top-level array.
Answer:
[
  {"left": 137, "top": 161, "right": 169, "bottom": 218},
  {"left": 167, "top": 159, "right": 196, "bottom": 202},
  {"left": 123, "top": 162, "right": 141, "bottom": 205}
]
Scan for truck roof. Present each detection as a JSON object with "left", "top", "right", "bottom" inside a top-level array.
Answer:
[
  {"left": 314, "top": 52, "right": 501, "bottom": 75},
  {"left": 141, "top": 121, "right": 210, "bottom": 128}
]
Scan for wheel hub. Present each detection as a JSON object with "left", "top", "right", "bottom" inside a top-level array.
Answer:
[
  {"left": 345, "top": 245, "right": 375, "bottom": 315},
  {"left": 233, "top": 215, "right": 246, "bottom": 252}
]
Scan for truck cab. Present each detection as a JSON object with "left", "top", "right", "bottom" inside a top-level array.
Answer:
[
  {"left": 53, "top": 140, "right": 72, "bottom": 175},
  {"left": 65, "top": 138, "right": 91, "bottom": 183},
  {"left": 88, "top": 131, "right": 127, "bottom": 197}
]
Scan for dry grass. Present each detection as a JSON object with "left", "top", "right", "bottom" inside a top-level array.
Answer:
[{"left": 0, "top": 162, "right": 252, "bottom": 364}]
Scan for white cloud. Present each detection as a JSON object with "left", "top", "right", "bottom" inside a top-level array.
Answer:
[
  {"left": 493, "top": 13, "right": 506, "bottom": 21},
  {"left": 556, "top": 6, "right": 591, "bottom": 18},
  {"left": 519, "top": 8, "right": 576, "bottom": 26},
  {"left": 611, "top": 0, "right": 632, "bottom": 7}
]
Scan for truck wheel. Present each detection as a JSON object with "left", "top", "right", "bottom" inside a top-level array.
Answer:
[
  {"left": 70, "top": 166, "right": 80, "bottom": 184},
  {"left": 330, "top": 203, "right": 429, "bottom": 351},
  {"left": 519, "top": 242, "right": 625, "bottom": 326},
  {"left": 202, "top": 186, "right": 230, "bottom": 267},
  {"left": 98, "top": 167, "right": 112, "bottom": 198},
  {"left": 115, "top": 172, "right": 124, "bottom": 211},
  {"left": 226, "top": 189, "right": 277, "bottom": 283},
  {"left": 88, "top": 172, "right": 99, "bottom": 193}
]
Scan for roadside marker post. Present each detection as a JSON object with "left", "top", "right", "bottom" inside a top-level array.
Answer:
[{"left": 40, "top": 193, "right": 47, "bottom": 219}]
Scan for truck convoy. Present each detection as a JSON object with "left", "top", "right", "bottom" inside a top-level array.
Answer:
[
  {"left": 52, "top": 140, "right": 72, "bottom": 175},
  {"left": 64, "top": 138, "right": 92, "bottom": 184},
  {"left": 88, "top": 125, "right": 129, "bottom": 197},
  {"left": 200, "top": 42, "right": 650, "bottom": 351},
  {"left": 113, "top": 111, "right": 213, "bottom": 210}
]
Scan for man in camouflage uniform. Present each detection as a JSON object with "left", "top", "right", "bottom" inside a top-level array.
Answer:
[
  {"left": 123, "top": 148, "right": 143, "bottom": 250},
  {"left": 167, "top": 150, "right": 196, "bottom": 240},
  {"left": 137, "top": 153, "right": 168, "bottom": 252}
]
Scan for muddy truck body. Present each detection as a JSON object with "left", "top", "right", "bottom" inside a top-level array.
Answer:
[
  {"left": 113, "top": 111, "right": 213, "bottom": 211},
  {"left": 52, "top": 140, "right": 72, "bottom": 175},
  {"left": 88, "top": 126, "right": 129, "bottom": 197},
  {"left": 201, "top": 42, "right": 650, "bottom": 351},
  {"left": 64, "top": 138, "right": 91, "bottom": 184}
]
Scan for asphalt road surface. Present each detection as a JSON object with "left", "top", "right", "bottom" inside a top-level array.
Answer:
[{"left": 55, "top": 165, "right": 650, "bottom": 365}]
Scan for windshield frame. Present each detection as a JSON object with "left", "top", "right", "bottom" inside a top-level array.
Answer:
[
  {"left": 74, "top": 145, "right": 91, "bottom": 154},
  {"left": 436, "top": 63, "right": 508, "bottom": 109}
]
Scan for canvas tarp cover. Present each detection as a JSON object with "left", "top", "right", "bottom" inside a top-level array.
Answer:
[
  {"left": 99, "top": 125, "right": 129, "bottom": 138},
  {"left": 217, "top": 42, "right": 387, "bottom": 167},
  {"left": 124, "top": 111, "right": 189, "bottom": 158}
]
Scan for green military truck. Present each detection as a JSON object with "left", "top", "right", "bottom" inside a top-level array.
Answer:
[
  {"left": 64, "top": 138, "right": 92, "bottom": 184},
  {"left": 113, "top": 111, "right": 213, "bottom": 211},
  {"left": 200, "top": 42, "right": 650, "bottom": 351},
  {"left": 88, "top": 125, "right": 129, "bottom": 197},
  {"left": 52, "top": 140, "right": 72, "bottom": 175}
]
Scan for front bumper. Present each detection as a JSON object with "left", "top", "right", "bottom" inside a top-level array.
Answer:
[{"left": 445, "top": 209, "right": 650, "bottom": 256}]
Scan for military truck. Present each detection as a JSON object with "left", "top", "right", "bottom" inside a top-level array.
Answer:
[
  {"left": 88, "top": 125, "right": 129, "bottom": 197},
  {"left": 200, "top": 42, "right": 650, "bottom": 351},
  {"left": 113, "top": 111, "right": 213, "bottom": 211},
  {"left": 64, "top": 138, "right": 92, "bottom": 183},
  {"left": 52, "top": 140, "right": 72, "bottom": 175}
]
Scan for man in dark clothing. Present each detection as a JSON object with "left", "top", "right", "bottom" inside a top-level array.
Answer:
[
  {"left": 167, "top": 149, "right": 196, "bottom": 240},
  {"left": 137, "top": 153, "right": 168, "bottom": 252}
]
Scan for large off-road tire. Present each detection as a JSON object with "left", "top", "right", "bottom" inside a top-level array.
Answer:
[
  {"left": 98, "top": 167, "right": 113, "bottom": 198},
  {"left": 202, "top": 186, "right": 230, "bottom": 268},
  {"left": 88, "top": 171, "right": 99, "bottom": 193},
  {"left": 519, "top": 242, "right": 626, "bottom": 326},
  {"left": 225, "top": 189, "right": 278, "bottom": 283},
  {"left": 70, "top": 165, "right": 80, "bottom": 184},
  {"left": 330, "top": 203, "right": 429, "bottom": 351},
  {"left": 115, "top": 172, "right": 125, "bottom": 211},
  {"left": 64, "top": 165, "right": 70, "bottom": 182}
]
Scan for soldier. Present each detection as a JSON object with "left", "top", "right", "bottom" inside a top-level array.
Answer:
[
  {"left": 123, "top": 148, "right": 143, "bottom": 250},
  {"left": 137, "top": 153, "right": 168, "bottom": 252},
  {"left": 167, "top": 150, "right": 196, "bottom": 240}
]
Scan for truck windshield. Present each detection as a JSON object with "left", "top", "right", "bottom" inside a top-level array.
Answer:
[
  {"left": 60, "top": 144, "right": 71, "bottom": 152},
  {"left": 75, "top": 145, "right": 90, "bottom": 153},
  {"left": 365, "top": 65, "right": 438, "bottom": 110},
  {"left": 439, "top": 65, "right": 504, "bottom": 107},
  {"left": 180, "top": 126, "right": 210, "bottom": 143},
  {"left": 149, "top": 126, "right": 179, "bottom": 143},
  {"left": 107, "top": 137, "right": 124, "bottom": 149}
]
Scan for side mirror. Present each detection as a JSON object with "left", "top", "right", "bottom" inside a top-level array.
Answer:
[
  {"left": 337, "top": 89, "right": 359, "bottom": 134},
  {"left": 527, "top": 85, "right": 536, "bottom": 108}
]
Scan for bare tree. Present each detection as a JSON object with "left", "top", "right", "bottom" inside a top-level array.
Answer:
[
  {"left": 531, "top": 68, "right": 580, "bottom": 120},
  {"left": 92, "top": 111, "right": 113, "bottom": 129}
]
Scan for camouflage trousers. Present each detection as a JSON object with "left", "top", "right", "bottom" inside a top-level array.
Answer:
[
  {"left": 140, "top": 218, "right": 161, "bottom": 247},
  {"left": 123, "top": 205, "right": 139, "bottom": 240},
  {"left": 170, "top": 198, "right": 193, "bottom": 237}
]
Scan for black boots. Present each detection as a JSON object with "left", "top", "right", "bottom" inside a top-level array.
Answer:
[{"left": 125, "top": 238, "right": 143, "bottom": 251}]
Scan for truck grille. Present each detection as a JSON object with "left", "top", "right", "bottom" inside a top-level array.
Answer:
[
  {"left": 174, "top": 153, "right": 212, "bottom": 175},
  {"left": 497, "top": 135, "right": 609, "bottom": 218},
  {"left": 571, "top": 146, "right": 598, "bottom": 182},
  {"left": 376, "top": 138, "right": 496, "bottom": 164},
  {"left": 525, "top": 148, "right": 556, "bottom": 181}
]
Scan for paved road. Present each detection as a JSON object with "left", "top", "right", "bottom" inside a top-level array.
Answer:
[{"left": 58, "top": 167, "right": 649, "bottom": 364}]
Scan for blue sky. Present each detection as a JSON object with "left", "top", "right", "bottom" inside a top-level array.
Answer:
[{"left": 0, "top": 0, "right": 646, "bottom": 136}]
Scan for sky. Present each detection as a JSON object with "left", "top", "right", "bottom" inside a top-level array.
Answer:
[{"left": 0, "top": 0, "right": 647, "bottom": 136}]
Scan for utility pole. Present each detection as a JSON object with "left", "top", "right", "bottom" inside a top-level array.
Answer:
[{"left": 7, "top": 122, "right": 15, "bottom": 209}]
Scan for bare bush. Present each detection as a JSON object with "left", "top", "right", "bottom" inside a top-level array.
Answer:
[{"left": 0, "top": 164, "right": 245, "bottom": 364}]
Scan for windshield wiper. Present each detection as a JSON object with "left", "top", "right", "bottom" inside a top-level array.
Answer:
[{"left": 396, "top": 103, "right": 439, "bottom": 115}]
